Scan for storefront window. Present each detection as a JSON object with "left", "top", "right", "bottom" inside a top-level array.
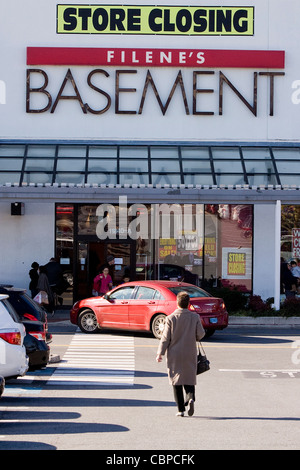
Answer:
[
  {"left": 55, "top": 204, "right": 74, "bottom": 304},
  {"left": 281, "top": 205, "right": 300, "bottom": 262},
  {"left": 204, "top": 204, "right": 252, "bottom": 291},
  {"left": 63, "top": 202, "right": 253, "bottom": 300},
  {"left": 156, "top": 203, "right": 253, "bottom": 291},
  {"left": 78, "top": 204, "right": 100, "bottom": 235}
]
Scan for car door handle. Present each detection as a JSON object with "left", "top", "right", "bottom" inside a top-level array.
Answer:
[
  {"left": 121, "top": 301, "right": 128, "bottom": 304},
  {"left": 147, "top": 301, "right": 155, "bottom": 304}
]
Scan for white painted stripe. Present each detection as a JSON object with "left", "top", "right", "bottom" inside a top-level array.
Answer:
[
  {"left": 219, "top": 369, "right": 300, "bottom": 372},
  {"left": 49, "top": 332, "right": 135, "bottom": 386}
]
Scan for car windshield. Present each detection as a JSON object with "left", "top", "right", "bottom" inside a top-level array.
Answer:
[{"left": 168, "top": 286, "right": 211, "bottom": 298}]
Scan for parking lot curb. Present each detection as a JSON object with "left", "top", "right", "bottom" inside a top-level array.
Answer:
[
  {"left": 49, "top": 312, "right": 300, "bottom": 328},
  {"left": 229, "top": 316, "right": 300, "bottom": 327}
]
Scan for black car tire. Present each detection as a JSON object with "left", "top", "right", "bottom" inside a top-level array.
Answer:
[
  {"left": 78, "top": 309, "right": 100, "bottom": 334},
  {"left": 151, "top": 314, "right": 166, "bottom": 339},
  {"left": 204, "top": 329, "right": 215, "bottom": 338}
]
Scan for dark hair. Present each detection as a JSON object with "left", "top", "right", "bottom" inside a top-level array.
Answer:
[
  {"left": 177, "top": 291, "right": 190, "bottom": 309},
  {"left": 31, "top": 262, "right": 39, "bottom": 269}
]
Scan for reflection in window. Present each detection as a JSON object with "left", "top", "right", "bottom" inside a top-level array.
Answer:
[
  {"left": 150, "top": 146, "right": 179, "bottom": 159},
  {"left": 214, "top": 160, "right": 243, "bottom": 173},
  {"left": 214, "top": 174, "right": 245, "bottom": 186},
  {"left": 0, "top": 143, "right": 300, "bottom": 187},
  {"left": 134, "top": 286, "right": 155, "bottom": 299},
  {"left": 89, "top": 146, "right": 117, "bottom": 158},
  {"left": 152, "top": 173, "right": 181, "bottom": 185},
  {"left": 25, "top": 158, "right": 54, "bottom": 171},
  {"left": 0, "top": 172, "right": 21, "bottom": 184},
  {"left": 120, "top": 173, "right": 149, "bottom": 185},
  {"left": 181, "top": 147, "right": 210, "bottom": 159},
  {"left": 273, "top": 148, "right": 300, "bottom": 160},
  {"left": 78, "top": 205, "right": 100, "bottom": 235},
  {"left": 23, "top": 172, "right": 52, "bottom": 185},
  {"left": 151, "top": 160, "right": 180, "bottom": 173},
  {"left": 55, "top": 204, "right": 74, "bottom": 305},
  {"left": 184, "top": 174, "right": 213, "bottom": 186},
  {"left": 155, "top": 203, "right": 253, "bottom": 292},
  {"left": 0, "top": 145, "right": 26, "bottom": 157},
  {"left": 88, "top": 160, "right": 117, "bottom": 172},
  {"left": 87, "top": 173, "right": 117, "bottom": 185},
  {"left": 27, "top": 145, "right": 57, "bottom": 158},
  {"left": 280, "top": 175, "right": 300, "bottom": 186},
  {"left": 242, "top": 147, "right": 271, "bottom": 160},
  {"left": 244, "top": 159, "right": 275, "bottom": 173},
  {"left": 56, "top": 173, "right": 85, "bottom": 185},
  {"left": 1, "top": 158, "right": 23, "bottom": 170},
  {"left": 182, "top": 160, "right": 211, "bottom": 173},
  {"left": 57, "top": 146, "right": 86, "bottom": 158},
  {"left": 120, "top": 146, "right": 148, "bottom": 159},
  {"left": 281, "top": 205, "right": 300, "bottom": 262},
  {"left": 109, "top": 286, "right": 135, "bottom": 299},
  {"left": 211, "top": 147, "right": 241, "bottom": 159},
  {"left": 120, "top": 159, "right": 148, "bottom": 173},
  {"left": 56, "top": 159, "right": 86, "bottom": 172}
]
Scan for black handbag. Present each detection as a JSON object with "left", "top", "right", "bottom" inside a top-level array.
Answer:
[{"left": 197, "top": 342, "right": 210, "bottom": 375}]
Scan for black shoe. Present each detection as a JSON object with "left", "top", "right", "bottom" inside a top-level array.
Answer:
[{"left": 187, "top": 399, "right": 194, "bottom": 416}]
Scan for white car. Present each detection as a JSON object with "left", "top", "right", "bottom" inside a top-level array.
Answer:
[{"left": 0, "top": 294, "right": 29, "bottom": 379}]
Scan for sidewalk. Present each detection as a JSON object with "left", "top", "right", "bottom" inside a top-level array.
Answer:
[
  {"left": 228, "top": 315, "right": 300, "bottom": 327},
  {"left": 48, "top": 308, "right": 300, "bottom": 328},
  {"left": 47, "top": 308, "right": 70, "bottom": 323}
]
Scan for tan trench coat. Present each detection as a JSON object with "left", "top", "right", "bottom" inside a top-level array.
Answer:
[{"left": 157, "top": 308, "right": 205, "bottom": 386}]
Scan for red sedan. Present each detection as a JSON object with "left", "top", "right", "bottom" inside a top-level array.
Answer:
[{"left": 70, "top": 281, "right": 228, "bottom": 339}]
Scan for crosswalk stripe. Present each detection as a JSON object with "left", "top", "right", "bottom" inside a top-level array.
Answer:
[{"left": 48, "top": 332, "right": 135, "bottom": 386}]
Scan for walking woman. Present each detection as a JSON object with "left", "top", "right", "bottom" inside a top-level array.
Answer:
[{"left": 156, "top": 291, "right": 205, "bottom": 417}]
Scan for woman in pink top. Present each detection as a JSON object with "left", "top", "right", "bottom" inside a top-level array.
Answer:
[{"left": 92, "top": 267, "right": 113, "bottom": 296}]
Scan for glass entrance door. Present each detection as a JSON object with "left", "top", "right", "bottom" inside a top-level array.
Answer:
[
  {"left": 106, "top": 242, "right": 132, "bottom": 285},
  {"left": 75, "top": 240, "right": 135, "bottom": 300}
]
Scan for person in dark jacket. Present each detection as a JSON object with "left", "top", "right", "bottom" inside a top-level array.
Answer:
[
  {"left": 45, "top": 258, "right": 65, "bottom": 305},
  {"left": 281, "top": 262, "right": 297, "bottom": 298},
  {"left": 29, "top": 261, "right": 39, "bottom": 298},
  {"left": 37, "top": 265, "right": 55, "bottom": 313},
  {"left": 45, "top": 258, "right": 64, "bottom": 288},
  {"left": 156, "top": 291, "right": 205, "bottom": 417}
]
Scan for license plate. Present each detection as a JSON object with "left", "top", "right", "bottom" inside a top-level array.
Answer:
[{"left": 209, "top": 318, "right": 218, "bottom": 324}]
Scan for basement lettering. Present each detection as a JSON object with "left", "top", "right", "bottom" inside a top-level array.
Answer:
[{"left": 26, "top": 68, "right": 284, "bottom": 116}]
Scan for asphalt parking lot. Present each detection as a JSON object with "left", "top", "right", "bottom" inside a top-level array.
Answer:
[{"left": 1, "top": 315, "right": 300, "bottom": 452}]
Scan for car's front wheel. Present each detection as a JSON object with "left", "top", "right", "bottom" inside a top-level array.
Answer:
[
  {"left": 78, "top": 309, "right": 100, "bottom": 333},
  {"left": 151, "top": 314, "right": 166, "bottom": 339}
]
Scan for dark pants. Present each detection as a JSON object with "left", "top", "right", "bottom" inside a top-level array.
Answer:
[{"left": 173, "top": 385, "right": 195, "bottom": 412}]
